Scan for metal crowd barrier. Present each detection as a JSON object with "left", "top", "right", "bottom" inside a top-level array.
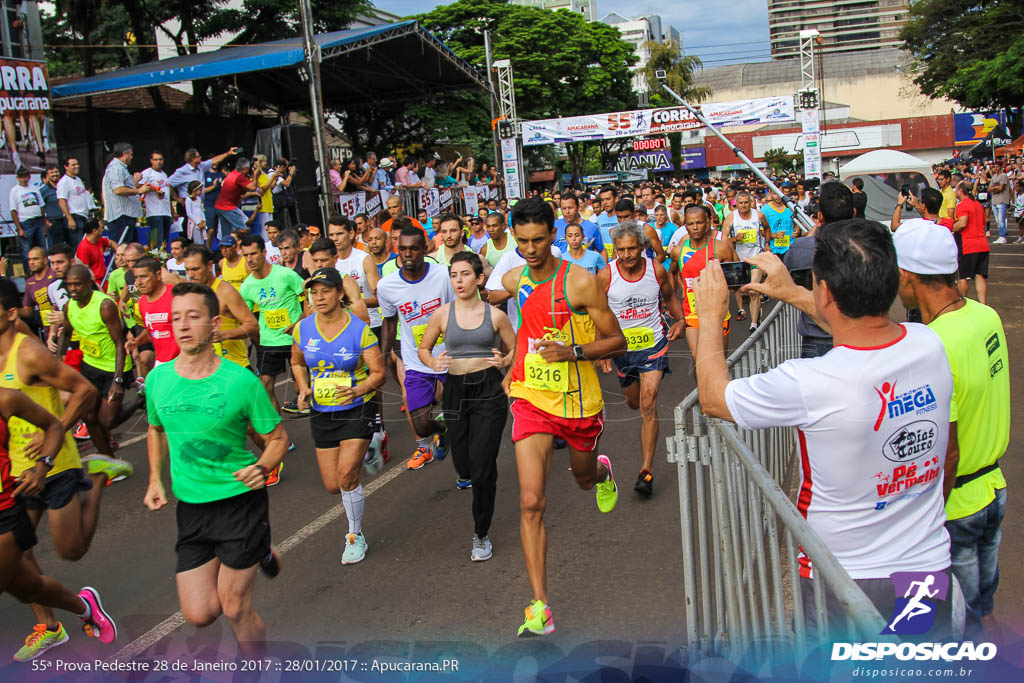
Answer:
[
  {"left": 328, "top": 186, "right": 498, "bottom": 224},
  {"left": 667, "top": 302, "right": 890, "bottom": 661}
]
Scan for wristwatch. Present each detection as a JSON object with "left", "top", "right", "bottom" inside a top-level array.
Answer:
[
  {"left": 112, "top": 376, "right": 124, "bottom": 385},
  {"left": 40, "top": 455, "right": 55, "bottom": 469},
  {"left": 573, "top": 344, "right": 585, "bottom": 361}
]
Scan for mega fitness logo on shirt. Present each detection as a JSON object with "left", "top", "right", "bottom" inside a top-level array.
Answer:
[{"left": 873, "top": 380, "right": 938, "bottom": 432}]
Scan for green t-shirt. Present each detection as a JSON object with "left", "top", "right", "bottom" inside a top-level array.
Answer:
[
  {"left": 928, "top": 299, "right": 1010, "bottom": 520},
  {"left": 240, "top": 264, "right": 306, "bottom": 347},
  {"left": 107, "top": 267, "right": 136, "bottom": 327},
  {"left": 146, "top": 358, "right": 281, "bottom": 504}
]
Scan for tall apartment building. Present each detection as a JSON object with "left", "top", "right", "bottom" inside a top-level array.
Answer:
[
  {"left": 511, "top": 0, "right": 598, "bottom": 22},
  {"left": 768, "top": 0, "right": 910, "bottom": 59},
  {"left": 600, "top": 13, "right": 681, "bottom": 103}
]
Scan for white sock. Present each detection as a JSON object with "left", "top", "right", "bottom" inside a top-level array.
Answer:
[
  {"left": 79, "top": 598, "right": 91, "bottom": 620},
  {"left": 341, "top": 485, "right": 364, "bottom": 535},
  {"left": 417, "top": 436, "right": 432, "bottom": 451}
]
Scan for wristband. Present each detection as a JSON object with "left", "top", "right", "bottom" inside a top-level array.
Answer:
[{"left": 256, "top": 464, "right": 269, "bottom": 478}]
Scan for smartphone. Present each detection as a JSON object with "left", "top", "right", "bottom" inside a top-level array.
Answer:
[
  {"left": 900, "top": 183, "right": 913, "bottom": 198},
  {"left": 720, "top": 261, "right": 751, "bottom": 289},
  {"left": 790, "top": 268, "right": 813, "bottom": 289}
]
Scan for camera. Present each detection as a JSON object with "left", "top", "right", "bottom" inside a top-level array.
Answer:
[
  {"left": 789, "top": 268, "right": 813, "bottom": 290},
  {"left": 655, "top": 69, "right": 667, "bottom": 80},
  {"left": 720, "top": 261, "right": 751, "bottom": 289}
]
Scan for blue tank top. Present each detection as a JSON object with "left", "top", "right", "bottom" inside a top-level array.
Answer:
[
  {"left": 293, "top": 313, "right": 378, "bottom": 412},
  {"left": 764, "top": 205, "right": 795, "bottom": 255}
]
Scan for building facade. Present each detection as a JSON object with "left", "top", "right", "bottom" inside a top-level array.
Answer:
[
  {"left": 511, "top": 0, "right": 598, "bottom": 22},
  {"left": 600, "top": 13, "right": 681, "bottom": 104},
  {"left": 768, "top": 0, "right": 910, "bottom": 59}
]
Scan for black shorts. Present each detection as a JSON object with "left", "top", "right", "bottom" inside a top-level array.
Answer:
[
  {"left": 80, "top": 362, "right": 135, "bottom": 397},
  {"left": 254, "top": 345, "right": 290, "bottom": 378},
  {"left": 0, "top": 502, "right": 37, "bottom": 551},
  {"left": 175, "top": 489, "right": 271, "bottom": 573},
  {"left": 309, "top": 401, "right": 376, "bottom": 448},
  {"left": 20, "top": 468, "right": 92, "bottom": 510},
  {"left": 959, "top": 251, "right": 989, "bottom": 280},
  {"left": 129, "top": 324, "right": 155, "bottom": 353},
  {"left": 371, "top": 326, "right": 382, "bottom": 345}
]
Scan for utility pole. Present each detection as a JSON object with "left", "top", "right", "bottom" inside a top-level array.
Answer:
[
  {"left": 298, "top": 0, "right": 332, "bottom": 227},
  {"left": 493, "top": 58, "right": 524, "bottom": 199}
]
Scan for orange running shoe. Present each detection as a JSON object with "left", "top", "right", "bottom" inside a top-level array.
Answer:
[{"left": 407, "top": 447, "right": 433, "bottom": 470}]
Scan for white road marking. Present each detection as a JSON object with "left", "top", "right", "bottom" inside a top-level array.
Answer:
[{"left": 111, "top": 459, "right": 405, "bottom": 662}]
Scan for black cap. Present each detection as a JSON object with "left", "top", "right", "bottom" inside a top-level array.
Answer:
[
  {"left": 305, "top": 267, "right": 343, "bottom": 289},
  {"left": 15, "top": 167, "right": 29, "bottom": 177}
]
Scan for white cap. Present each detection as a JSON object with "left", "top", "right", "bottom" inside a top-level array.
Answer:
[{"left": 893, "top": 218, "right": 958, "bottom": 275}]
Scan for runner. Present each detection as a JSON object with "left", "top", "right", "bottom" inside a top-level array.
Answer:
[
  {"left": 264, "top": 221, "right": 282, "bottom": 265},
  {"left": 723, "top": 191, "right": 771, "bottom": 330},
  {"left": 434, "top": 213, "right": 474, "bottom": 268},
  {"left": 417, "top": 251, "right": 514, "bottom": 560},
  {"left": 562, "top": 224, "right": 606, "bottom": 275},
  {"left": 499, "top": 197, "right": 626, "bottom": 636},
  {"left": 143, "top": 282, "right": 288, "bottom": 655},
  {"left": 553, "top": 194, "right": 603, "bottom": 255},
  {"left": 128, "top": 256, "right": 181, "bottom": 366},
  {"left": 164, "top": 236, "right": 188, "bottom": 278},
  {"left": 290, "top": 268, "right": 386, "bottom": 565},
  {"left": 181, "top": 245, "right": 259, "bottom": 370},
  {"left": 594, "top": 186, "right": 619, "bottom": 258},
  {"left": 597, "top": 222, "right": 685, "bottom": 498},
  {"left": 377, "top": 226, "right": 454, "bottom": 470},
  {"left": 44, "top": 243, "right": 74, "bottom": 354},
  {"left": 57, "top": 265, "right": 140, "bottom": 457},
  {"left": 764, "top": 191, "right": 798, "bottom": 258},
  {"left": 73, "top": 219, "right": 111, "bottom": 288},
  {"left": 276, "top": 229, "right": 312, "bottom": 279},
  {"left": 117, "top": 243, "right": 176, "bottom": 382},
  {"left": 19, "top": 246, "right": 53, "bottom": 338},
  {"left": 366, "top": 227, "right": 396, "bottom": 277},
  {"left": 479, "top": 211, "right": 513, "bottom": 272},
  {"left": 0, "top": 386, "right": 118, "bottom": 654},
  {"left": 676, "top": 204, "right": 739, "bottom": 360},
  {"left": 217, "top": 235, "right": 248, "bottom": 292},
  {"left": 0, "top": 278, "right": 129, "bottom": 661}
]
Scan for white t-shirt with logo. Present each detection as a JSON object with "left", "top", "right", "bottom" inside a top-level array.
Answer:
[
  {"left": 265, "top": 241, "right": 280, "bottom": 265},
  {"left": 484, "top": 245, "right": 562, "bottom": 331},
  {"left": 9, "top": 184, "right": 43, "bottom": 220},
  {"left": 56, "top": 175, "right": 94, "bottom": 216},
  {"left": 336, "top": 248, "right": 381, "bottom": 328},
  {"left": 377, "top": 262, "right": 453, "bottom": 375},
  {"left": 725, "top": 323, "right": 953, "bottom": 580},
  {"left": 140, "top": 168, "right": 172, "bottom": 217}
]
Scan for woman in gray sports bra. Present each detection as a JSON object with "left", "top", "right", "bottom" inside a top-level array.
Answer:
[{"left": 417, "top": 251, "right": 515, "bottom": 563}]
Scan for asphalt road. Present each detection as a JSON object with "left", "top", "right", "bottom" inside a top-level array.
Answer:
[{"left": 2, "top": 246, "right": 1023, "bottom": 682}]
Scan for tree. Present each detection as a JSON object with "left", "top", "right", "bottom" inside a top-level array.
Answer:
[
  {"left": 900, "top": 0, "right": 1024, "bottom": 136},
  {"left": 641, "top": 40, "right": 712, "bottom": 108},
  {"left": 762, "top": 147, "right": 797, "bottom": 174}
]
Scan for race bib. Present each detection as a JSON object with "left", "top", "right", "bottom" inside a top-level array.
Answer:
[
  {"left": 978, "top": 192, "right": 989, "bottom": 201},
  {"left": 313, "top": 375, "right": 353, "bottom": 406},
  {"left": 80, "top": 337, "right": 101, "bottom": 357},
  {"left": 263, "top": 308, "right": 291, "bottom": 330},
  {"left": 774, "top": 235, "right": 790, "bottom": 248},
  {"left": 686, "top": 289, "right": 697, "bottom": 316},
  {"left": 412, "top": 324, "right": 443, "bottom": 347},
  {"left": 524, "top": 353, "right": 568, "bottom": 393},
  {"left": 736, "top": 229, "right": 756, "bottom": 244},
  {"left": 605, "top": 243, "right": 615, "bottom": 259},
  {"left": 624, "top": 326, "right": 655, "bottom": 351}
]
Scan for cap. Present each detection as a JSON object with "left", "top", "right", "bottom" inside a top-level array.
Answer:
[
  {"left": 893, "top": 218, "right": 958, "bottom": 275},
  {"left": 15, "top": 167, "right": 29, "bottom": 177},
  {"left": 379, "top": 158, "right": 394, "bottom": 169},
  {"left": 220, "top": 235, "right": 237, "bottom": 246},
  {"left": 305, "top": 267, "right": 344, "bottom": 289}
]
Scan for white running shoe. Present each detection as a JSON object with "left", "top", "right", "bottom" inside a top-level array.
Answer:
[
  {"left": 342, "top": 533, "right": 367, "bottom": 565},
  {"left": 993, "top": 237, "right": 1008, "bottom": 244},
  {"left": 471, "top": 535, "right": 493, "bottom": 562}
]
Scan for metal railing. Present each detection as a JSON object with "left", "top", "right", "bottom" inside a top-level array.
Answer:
[
  {"left": 668, "top": 302, "right": 890, "bottom": 661},
  {"left": 328, "top": 186, "right": 500, "bottom": 224}
]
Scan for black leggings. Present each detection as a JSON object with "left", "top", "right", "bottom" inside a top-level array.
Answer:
[{"left": 441, "top": 367, "right": 508, "bottom": 538}]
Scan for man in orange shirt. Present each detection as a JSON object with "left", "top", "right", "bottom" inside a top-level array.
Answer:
[{"left": 379, "top": 195, "right": 427, "bottom": 252}]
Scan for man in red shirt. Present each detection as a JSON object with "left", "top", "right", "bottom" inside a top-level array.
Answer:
[
  {"left": 952, "top": 181, "right": 989, "bottom": 304},
  {"left": 126, "top": 256, "right": 180, "bottom": 366},
  {"left": 213, "top": 157, "right": 257, "bottom": 242},
  {"left": 75, "top": 219, "right": 112, "bottom": 288}
]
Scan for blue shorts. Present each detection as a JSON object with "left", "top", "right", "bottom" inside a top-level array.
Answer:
[{"left": 613, "top": 336, "right": 670, "bottom": 388}]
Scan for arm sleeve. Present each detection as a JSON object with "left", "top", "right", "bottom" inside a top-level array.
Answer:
[{"left": 724, "top": 360, "right": 811, "bottom": 431}]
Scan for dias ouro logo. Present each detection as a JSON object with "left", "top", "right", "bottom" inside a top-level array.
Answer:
[{"left": 832, "top": 571, "right": 997, "bottom": 662}]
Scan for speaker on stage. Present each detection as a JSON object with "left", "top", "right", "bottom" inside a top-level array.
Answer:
[{"left": 254, "top": 124, "right": 318, "bottom": 227}]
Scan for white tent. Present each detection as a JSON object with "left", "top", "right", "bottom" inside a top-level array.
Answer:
[
  {"left": 839, "top": 149, "right": 934, "bottom": 180},
  {"left": 839, "top": 150, "right": 936, "bottom": 225}
]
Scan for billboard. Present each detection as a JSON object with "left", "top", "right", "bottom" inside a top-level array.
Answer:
[
  {"left": 679, "top": 147, "right": 707, "bottom": 170},
  {"left": 0, "top": 58, "right": 56, "bottom": 174},
  {"left": 625, "top": 150, "right": 673, "bottom": 172},
  {"left": 954, "top": 112, "right": 1006, "bottom": 147},
  {"left": 522, "top": 96, "right": 795, "bottom": 147}
]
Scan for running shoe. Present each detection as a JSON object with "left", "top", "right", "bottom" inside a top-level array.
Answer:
[
  {"left": 993, "top": 237, "right": 1008, "bottom": 244},
  {"left": 72, "top": 421, "right": 89, "bottom": 441},
  {"left": 287, "top": 442, "right": 296, "bottom": 453},
  {"left": 407, "top": 447, "right": 433, "bottom": 470},
  {"left": 433, "top": 414, "right": 448, "bottom": 460},
  {"left": 82, "top": 454, "right": 133, "bottom": 484},
  {"left": 13, "top": 623, "right": 69, "bottom": 662},
  {"left": 517, "top": 599, "right": 554, "bottom": 637},
  {"left": 282, "top": 399, "right": 310, "bottom": 415},
  {"left": 736, "top": 308, "right": 746, "bottom": 321},
  {"left": 77, "top": 587, "right": 117, "bottom": 644},
  {"left": 265, "top": 462, "right": 283, "bottom": 487},
  {"left": 134, "top": 377, "right": 145, "bottom": 395},
  {"left": 471, "top": 535, "right": 492, "bottom": 562},
  {"left": 749, "top": 323, "right": 758, "bottom": 333},
  {"left": 595, "top": 455, "right": 618, "bottom": 513},
  {"left": 364, "top": 434, "right": 384, "bottom": 475},
  {"left": 342, "top": 533, "right": 367, "bottom": 564},
  {"left": 456, "top": 478, "right": 473, "bottom": 490},
  {"left": 634, "top": 469, "right": 653, "bottom": 498},
  {"left": 1016, "top": 237, "right": 1024, "bottom": 244},
  {"left": 259, "top": 548, "right": 282, "bottom": 579},
  {"left": 553, "top": 437, "right": 567, "bottom": 450}
]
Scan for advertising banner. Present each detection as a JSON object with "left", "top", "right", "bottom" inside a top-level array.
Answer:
[
  {"left": 954, "top": 112, "right": 1006, "bottom": 147},
  {"left": 335, "top": 192, "right": 365, "bottom": 219},
  {"left": 500, "top": 137, "right": 523, "bottom": 200},
  {"left": 679, "top": 147, "right": 707, "bottom": 170},
  {"left": 418, "top": 188, "right": 440, "bottom": 218},
  {"left": 364, "top": 193, "right": 382, "bottom": 219},
  {"left": 463, "top": 186, "right": 483, "bottom": 215},
  {"left": 624, "top": 150, "right": 674, "bottom": 172},
  {"left": 439, "top": 188, "right": 453, "bottom": 211},
  {"left": 522, "top": 96, "right": 794, "bottom": 147}
]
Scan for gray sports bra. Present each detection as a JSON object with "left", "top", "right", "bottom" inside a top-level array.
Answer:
[{"left": 445, "top": 302, "right": 500, "bottom": 359}]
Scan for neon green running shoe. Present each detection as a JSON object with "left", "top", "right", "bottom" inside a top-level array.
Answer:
[
  {"left": 595, "top": 455, "right": 617, "bottom": 513},
  {"left": 517, "top": 599, "right": 554, "bottom": 637},
  {"left": 13, "top": 623, "right": 69, "bottom": 662},
  {"left": 82, "top": 454, "right": 133, "bottom": 485}
]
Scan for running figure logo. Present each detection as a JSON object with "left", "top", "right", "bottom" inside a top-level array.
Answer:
[
  {"left": 881, "top": 571, "right": 949, "bottom": 635},
  {"left": 874, "top": 380, "right": 897, "bottom": 431}
]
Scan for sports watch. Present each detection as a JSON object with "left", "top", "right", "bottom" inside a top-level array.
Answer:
[{"left": 573, "top": 344, "right": 585, "bottom": 361}]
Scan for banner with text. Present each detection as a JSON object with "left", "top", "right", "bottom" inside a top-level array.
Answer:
[
  {"left": 365, "top": 193, "right": 382, "bottom": 219},
  {"left": 418, "top": 188, "right": 441, "bottom": 217},
  {"left": 335, "top": 193, "right": 366, "bottom": 219},
  {"left": 522, "top": 96, "right": 794, "bottom": 147},
  {"left": 463, "top": 186, "right": 485, "bottom": 215}
]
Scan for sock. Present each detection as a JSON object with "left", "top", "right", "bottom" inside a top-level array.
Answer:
[
  {"left": 417, "top": 436, "right": 432, "bottom": 451},
  {"left": 341, "top": 485, "right": 364, "bottom": 535},
  {"left": 79, "top": 599, "right": 91, "bottom": 620}
]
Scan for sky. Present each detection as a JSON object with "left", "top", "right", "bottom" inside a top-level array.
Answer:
[{"left": 372, "top": 0, "right": 772, "bottom": 68}]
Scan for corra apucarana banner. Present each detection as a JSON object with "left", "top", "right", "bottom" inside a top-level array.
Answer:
[{"left": 0, "top": 59, "right": 51, "bottom": 118}]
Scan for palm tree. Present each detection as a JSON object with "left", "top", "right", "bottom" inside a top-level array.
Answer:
[{"left": 642, "top": 40, "right": 712, "bottom": 106}]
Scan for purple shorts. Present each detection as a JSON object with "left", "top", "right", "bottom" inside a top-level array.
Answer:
[{"left": 404, "top": 369, "right": 445, "bottom": 413}]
